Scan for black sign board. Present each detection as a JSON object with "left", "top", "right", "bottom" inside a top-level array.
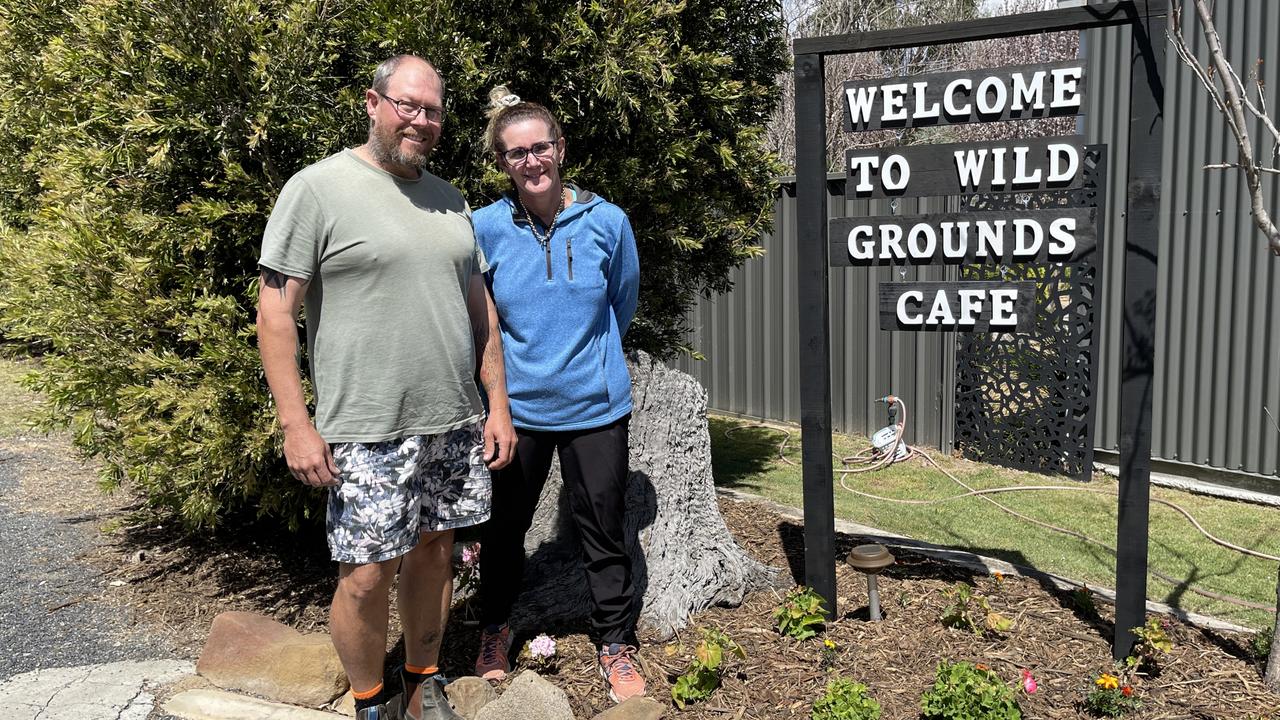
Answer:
[
  {"left": 794, "top": 1, "right": 1167, "bottom": 662},
  {"left": 878, "top": 281, "right": 1036, "bottom": 332},
  {"left": 829, "top": 208, "right": 1097, "bottom": 266},
  {"left": 842, "top": 60, "right": 1086, "bottom": 131},
  {"left": 846, "top": 135, "right": 1087, "bottom": 198}
]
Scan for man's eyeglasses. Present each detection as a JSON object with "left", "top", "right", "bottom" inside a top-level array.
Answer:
[
  {"left": 378, "top": 93, "right": 445, "bottom": 123},
  {"left": 499, "top": 140, "right": 559, "bottom": 165}
]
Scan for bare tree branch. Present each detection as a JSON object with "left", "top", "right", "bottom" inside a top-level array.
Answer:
[
  {"left": 1169, "top": 1, "right": 1280, "bottom": 256},
  {"left": 1203, "top": 163, "right": 1280, "bottom": 175}
]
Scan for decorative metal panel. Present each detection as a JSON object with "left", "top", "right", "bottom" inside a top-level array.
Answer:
[{"left": 952, "top": 145, "right": 1106, "bottom": 479}]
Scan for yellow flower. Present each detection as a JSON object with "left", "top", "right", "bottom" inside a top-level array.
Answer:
[
  {"left": 993, "top": 571, "right": 1004, "bottom": 582},
  {"left": 823, "top": 639, "right": 836, "bottom": 650},
  {"left": 1095, "top": 673, "right": 1119, "bottom": 690}
]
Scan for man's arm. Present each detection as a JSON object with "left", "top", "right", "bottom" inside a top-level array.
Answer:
[
  {"left": 257, "top": 268, "right": 340, "bottom": 487},
  {"left": 467, "top": 272, "right": 516, "bottom": 469}
]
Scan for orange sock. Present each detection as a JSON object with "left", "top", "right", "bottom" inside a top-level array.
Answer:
[
  {"left": 404, "top": 664, "right": 437, "bottom": 675},
  {"left": 352, "top": 681, "right": 387, "bottom": 711}
]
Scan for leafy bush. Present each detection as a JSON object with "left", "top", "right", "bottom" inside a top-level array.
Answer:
[
  {"left": 774, "top": 585, "right": 827, "bottom": 640},
  {"left": 0, "top": 0, "right": 786, "bottom": 530},
  {"left": 920, "top": 661, "right": 1021, "bottom": 720},
  {"left": 812, "top": 678, "right": 881, "bottom": 720},
  {"left": 671, "top": 628, "right": 745, "bottom": 709}
]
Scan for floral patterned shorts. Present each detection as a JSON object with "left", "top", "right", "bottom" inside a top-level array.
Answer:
[{"left": 326, "top": 420, "right": 491, "bottom": 564}]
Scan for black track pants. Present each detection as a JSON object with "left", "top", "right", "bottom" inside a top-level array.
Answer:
[{"left": 478, "top": 416, "right": 635, "bottom": 646}]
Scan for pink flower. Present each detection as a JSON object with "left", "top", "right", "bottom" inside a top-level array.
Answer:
[
  {"left": 529, "top": 633, "right": 556, "bottom": 659},
  {"left": 1021, "top": 669, "right": 1037, "bottom": 694},
  {"left": 462, "top": 543, "right": 480, "bottom": 566}
]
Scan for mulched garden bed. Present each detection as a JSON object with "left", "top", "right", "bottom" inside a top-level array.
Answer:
[{"left": 90, "top": 492, "right": 1276, "bottom": 719}]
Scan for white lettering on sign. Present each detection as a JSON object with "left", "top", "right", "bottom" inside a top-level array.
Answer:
[
  {"left": 892, "top": 287, "right": 1023, "bottom": 329},
  {"left": 957, "top": 289, "right": 985, "bottom": 326},
  {"left": 912, "top": 81, "right": 941, "bottom": 118},
  {"left": 1047, "top": 143, "right": 1079, "bottom": 183},
  {"left": 989, "top": 288, "right": 1020, "bottom": 326},
  {"left": 846, "top": 85, "right": 879, "bottom": 125},
  {"left": 1050, "top": 67, "right": 1084, "bottom": 109},
  {"left": 926, "top": 290, "right": 957, "bottom": 325},
  {"left": 943, "top": 78, "right": 972, "bottom": 117},
  {"left": 976, "top": 76, "right": 1008, "bottom": 115},
  {"left": 1011, "top": 71, "right": 1046, "bottom": 110},
  {"left": 882, "top": 83, "right": 910, "bottom": 122},
  {"left": 896, "top": 290, "right": 924, "bottom": 325},
  {"left": 843, "top": 63, "right": 1085, "bottom": 128},
  {"left": 882, "top": 154, "right": 910, "bottom": 190},
  {"left": 952, "top": 143, "right": 1080, "bottom": 191},
  {"left": 845, "top": 215, "right": 1084, "bottom": 264}
]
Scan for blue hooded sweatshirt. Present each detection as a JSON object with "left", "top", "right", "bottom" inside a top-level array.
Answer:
[{"left": 473, "top": 186, "right": 640, "bottom": 432}]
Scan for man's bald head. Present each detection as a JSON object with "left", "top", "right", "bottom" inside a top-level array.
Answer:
[{"left": 372, "top": 55, "right": 443, "bottom": 96}]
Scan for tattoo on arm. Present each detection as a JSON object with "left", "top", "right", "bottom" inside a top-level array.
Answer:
[{"left": 262, "top": 269, "right": 289, "bottom": 300}]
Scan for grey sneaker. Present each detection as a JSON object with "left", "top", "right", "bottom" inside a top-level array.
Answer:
[
  {"left": 403, "top": 674, "right": 462, "bottom": 720},
  {"left": 355, "top": 700, "right": 401, "bottom": 720}
]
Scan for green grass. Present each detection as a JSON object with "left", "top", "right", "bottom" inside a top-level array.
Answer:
[{"left": 710, "top": 415, "right": 1280, "bottom": 630}]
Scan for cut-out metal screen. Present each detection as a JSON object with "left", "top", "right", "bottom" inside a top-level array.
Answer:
[{"left": 953, "top": 146, "right": 1107, "bottom": 480}]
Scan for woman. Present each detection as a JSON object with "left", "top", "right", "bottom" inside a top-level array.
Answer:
[{"left": 470, "top": 87, "right": 643, "bottom": 704}]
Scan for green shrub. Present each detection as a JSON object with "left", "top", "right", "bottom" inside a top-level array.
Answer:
[
  {"left": 0, "top": 0, "right": 786, "bottom": 530},
  {"left": 774, "top": 585, "right": 827, "bottom": 640},
  {"left": 920, "top": 661, "right": 1021, "bottom": 720},
  {"left": 812, "top": 678, "right": 881, "bottom": 720}
]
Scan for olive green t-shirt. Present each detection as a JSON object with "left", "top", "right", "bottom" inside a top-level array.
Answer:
[{"left": 259, "top": 149, "right": 487, "bottom": 442}]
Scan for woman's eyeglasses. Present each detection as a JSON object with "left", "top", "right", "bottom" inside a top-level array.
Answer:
[{"left": 499, "top": 140, "right": 558, "bottom": 164}]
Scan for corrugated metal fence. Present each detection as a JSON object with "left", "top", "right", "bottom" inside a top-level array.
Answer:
[{"left": 673, "top": 0, "right": 1280, "bottom": 482}]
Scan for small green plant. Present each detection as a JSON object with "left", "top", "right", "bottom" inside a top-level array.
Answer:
[
  {"left": 820, "top": 637, "right": 840, "bottom": 670},
  {"left": 812, "top": 677, "right": 881, "bottom": 720},
  {"left": 1126, "top": 617, "right": 1172, "bottom": 670},
  {"left": 939, "top": 582, "right": 1013, "bottom": 637},
  {"left": 1084, "top": 673, "right": 1140, "bottom": 717},
  {"left": 920, "top": 661, "right": 1021, "bottom": 720},
  {"left": 1070, "top": 585, "right": 1097, "bottom": 614},
  {"left": 774, "top": 586, "right": 827, "bottom": 641},
  {"left": 1251, "top": 626, "right": 1273, "bottom": 660},
  {"left": 670, "top": 628, "right": 746, "bottom": 709}
]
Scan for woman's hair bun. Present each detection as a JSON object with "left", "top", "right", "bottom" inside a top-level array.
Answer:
[{"left": 486, "top": 85, "right": 522, "bottom": 118}]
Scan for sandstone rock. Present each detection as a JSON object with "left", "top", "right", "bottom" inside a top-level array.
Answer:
[
  {"left": 196, "top": 611, "right": 348, "bottom": 707},
  {"left": 164, "top": 688, "right": 344, "bottom": 719},
  {"left": 444, "top": 676, "right": 498, "bottom": 719},
  {"left": 473, "top": 671, "right": 573, "bottom": 720},
  {"left": 331, "top": 690, "right": 355, "bottom": 717},
  {"left": 590, "top": 696, "right": 667, "bottom": 720}
]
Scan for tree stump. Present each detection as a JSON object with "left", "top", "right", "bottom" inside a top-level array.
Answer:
[{"left": 504, "top": 351, "right": 781, "bottom": 640}]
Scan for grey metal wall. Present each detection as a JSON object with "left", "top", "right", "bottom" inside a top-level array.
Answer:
[{"left": 676, "top": 0, "right": 1280, "bottom": 479}]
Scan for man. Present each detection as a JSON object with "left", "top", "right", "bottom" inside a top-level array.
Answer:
[{"left": 257, "top": 55, "right": 516, "bottom": 720}]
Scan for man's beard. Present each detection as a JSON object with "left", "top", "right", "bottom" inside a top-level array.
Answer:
[{"left": 367, "top": 120, "right": 431, "bottom": 170}]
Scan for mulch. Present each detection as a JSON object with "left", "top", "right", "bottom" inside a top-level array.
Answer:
[{"left": 87, "top": 492, "right": 1278, "bottom": 719}]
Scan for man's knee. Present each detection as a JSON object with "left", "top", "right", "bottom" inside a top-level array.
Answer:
[
  {"left": 336, "top": 560, "right": 397, "bottom": 603},
  {"left": 404, "top": 529, "right": 453, "bottom": 565}
]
